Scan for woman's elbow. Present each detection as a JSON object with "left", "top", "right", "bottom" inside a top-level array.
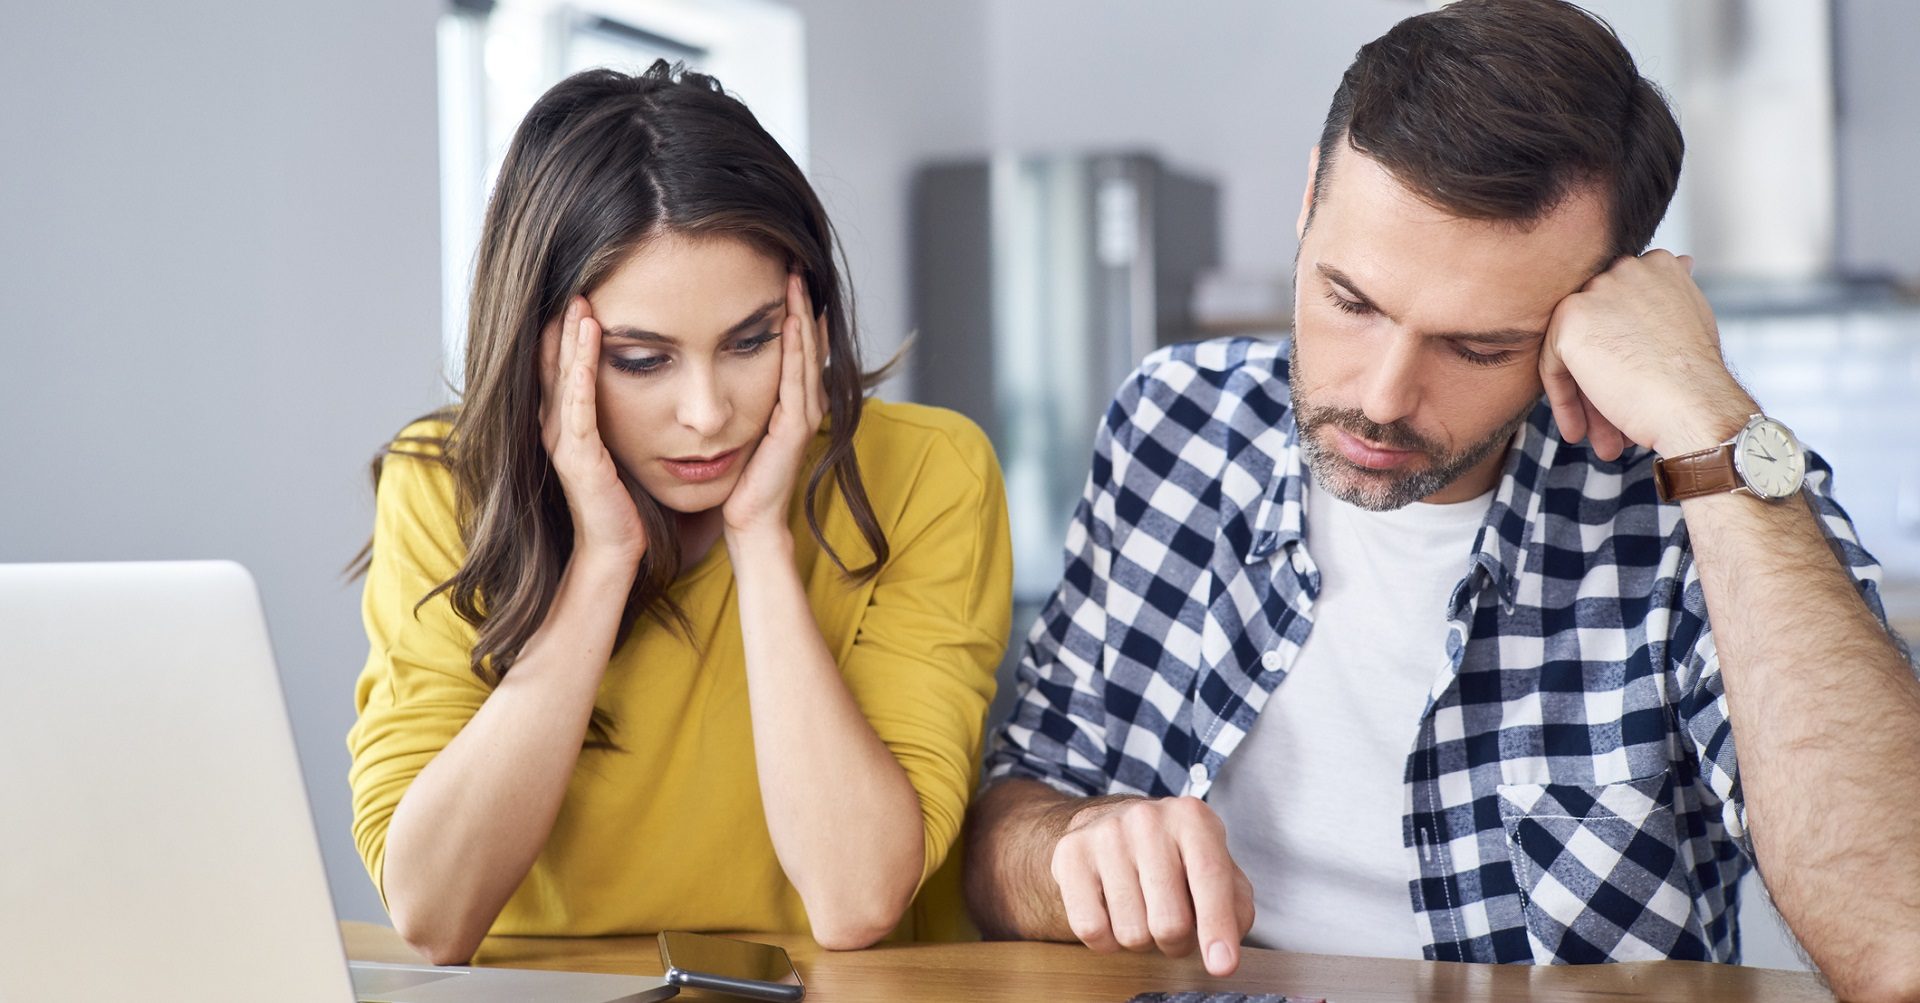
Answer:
[
  {"left": 808, "top": 905, "right": 904, "bottom": 951},
  {"left": 805, "top": 878, "right": 916, "bottom": 951},
  {"left": 389, "top": 897, "right": 485, "bottom": 966}
]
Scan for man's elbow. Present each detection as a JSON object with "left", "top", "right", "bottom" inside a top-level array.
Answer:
[{"left": 1825, "top": 948, "right": 1920, "bottom": 1003}]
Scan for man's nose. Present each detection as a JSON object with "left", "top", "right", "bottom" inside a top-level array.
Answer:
[{"left": 1359, "top": 333, "right": 1422, "bottom": 429}]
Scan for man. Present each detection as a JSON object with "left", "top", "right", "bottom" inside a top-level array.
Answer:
[{"left": 963, "top": 2, "right": 1920, "bottom": 998}]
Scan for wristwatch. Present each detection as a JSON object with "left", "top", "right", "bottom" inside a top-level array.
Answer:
[{"left": 1653, "top": 413, "right": 1806, "bottom": 502}]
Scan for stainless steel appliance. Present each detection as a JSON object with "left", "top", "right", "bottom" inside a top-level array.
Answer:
[{"left": 911, "top": 152, "right": 1220, "bottom": 728}]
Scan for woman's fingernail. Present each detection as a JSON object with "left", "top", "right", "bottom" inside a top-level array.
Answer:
[{"left": 1206, "top": 941, "right": 1231, "bottom": 972}]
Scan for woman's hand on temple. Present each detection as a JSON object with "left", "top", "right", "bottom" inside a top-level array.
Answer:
[
  {"left": 723, "top": 273, "right": 827, "bottom": 540},
  {"left": 540, "top": 296, "right": 648, "bottom": 566}
]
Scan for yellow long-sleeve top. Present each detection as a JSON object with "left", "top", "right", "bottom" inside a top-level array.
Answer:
[{"left": 347, "top": 400, "right": 1011, "bottom": 941}]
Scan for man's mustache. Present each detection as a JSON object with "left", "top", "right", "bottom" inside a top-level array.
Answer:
[{"left": 1301, "top": 405, "right": 1439, "bottom": 455}]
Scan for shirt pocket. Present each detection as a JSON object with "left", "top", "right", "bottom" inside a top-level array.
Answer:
[{"left": 1496, "top": 773, "right": 1712, "bottom": 963}]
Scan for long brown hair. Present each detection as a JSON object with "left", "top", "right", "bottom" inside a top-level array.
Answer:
[{"left": 356, "top": 62, "right": 891, "bottom": 704}]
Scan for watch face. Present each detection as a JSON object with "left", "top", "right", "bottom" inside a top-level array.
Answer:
[{"left": 1735, "top": 418, "right": 1806, "bottom": 499}]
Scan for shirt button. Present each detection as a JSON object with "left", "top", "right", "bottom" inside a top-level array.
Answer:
[
  {"left": 1188, "top": 762, "right": 1208, "bottom": 785},
  {"left": 1260, "top": 650, "right": 1282, "bottom": 671}
]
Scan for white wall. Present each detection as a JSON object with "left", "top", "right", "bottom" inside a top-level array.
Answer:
[
  {"left": 976, "top": 1, "right": 1712, "bottom": 285},
  {"left": 1835, "top": 0, "right": 1920, "bottom": 280},
  {"left": 983, "top": 0, "right": 1425, "bottom": 285},
  {"left": 781, "top": 0, "right": 992, "bottom": 397},
  {"left": 0, "top": 0, "right": 445, "bottom": 924}
]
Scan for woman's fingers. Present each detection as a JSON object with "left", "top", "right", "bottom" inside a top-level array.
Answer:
[
  {"left": 542, "top": 299, "right": 581, "bottom": 451},
  {"left": 776, "top": 275, "right": 810, "bottom": 429},
  {"left": 781, "top": 273, "right": 828, "bottom": 430},
  {"left": 569, "top": 313, "right": 601, "bottom": 446},
  {"left": 532, "top": 296, "right": 645, "bottom": 561},
  {"left": 796, "top": 276, "right": 825, "bottom": 428},
  {"left": 544, "top": 296, "right": 608, "bottom": 464},
  {"left": 776, "top": 314, "right": 803, "bottom": 430}
]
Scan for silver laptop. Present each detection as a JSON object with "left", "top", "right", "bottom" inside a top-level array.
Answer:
[{"left": 0, "top": 561, "right": 674, "bottom": 1003}]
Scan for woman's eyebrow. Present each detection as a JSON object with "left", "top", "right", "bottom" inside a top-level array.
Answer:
[{"left": 600, "top": 299, "right": 785, "bottom": 345}]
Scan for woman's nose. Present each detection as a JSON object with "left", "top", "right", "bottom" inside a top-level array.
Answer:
[{"left": 676, "top": 368, "right": 731, "bottom": 437}]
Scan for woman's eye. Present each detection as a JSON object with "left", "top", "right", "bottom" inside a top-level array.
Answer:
[
  {"left": 733, "top": 330, "right": 781, "bottom": 355},
  {"left": 607, "top": 354, "right": 667, "bottom": 375},
  {"left": 1324, "top": 288, "right": 1373, "bottom": 316}
]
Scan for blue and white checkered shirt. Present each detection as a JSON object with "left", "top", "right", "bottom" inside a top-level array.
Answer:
[{"left": 985, "top": 336, "right": 1898, "bottom": 965}]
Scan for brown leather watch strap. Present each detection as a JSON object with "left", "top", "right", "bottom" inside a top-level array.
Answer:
[{"left": 1653, "top": 443, "right": 1740, "bottom": 501}]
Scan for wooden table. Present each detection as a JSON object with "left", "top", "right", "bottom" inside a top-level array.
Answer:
[{"left": 343, "top": 922, "right": 1836, "bottom": 1002}]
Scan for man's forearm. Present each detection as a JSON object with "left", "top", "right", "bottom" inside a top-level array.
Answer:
[
  {"left": 1683, "top": 487, "right": 1920, "bottom": 992},
  {"left": 965, "top": 779, "right": 1079, "bottom": 940},
  {"left": 965, "top": 779, "right": 1134, "bottom": 940}
]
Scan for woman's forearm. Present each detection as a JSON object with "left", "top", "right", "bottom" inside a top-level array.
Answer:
[
  {"left": 380, "top": 549, "right": 637, "bottom": 963},
  {"left": 729, "top": 525, "right": 925, "bottom": 949}
]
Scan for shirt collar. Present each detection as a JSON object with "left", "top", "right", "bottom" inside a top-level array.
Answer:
[
  {"left": 1243, "top": 407, "right": 1307, "bottom": 564},
  {"left": 1466, "top": 399, "right": 1560, "bottom": 611}
]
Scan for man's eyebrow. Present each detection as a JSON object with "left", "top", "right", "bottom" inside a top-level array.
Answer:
[
  {"left": 599, "top": 299, "right": 785, "bottom": 344},
  {"left": 1317, "top": 263, "right": 1543, "bottom": 345}
]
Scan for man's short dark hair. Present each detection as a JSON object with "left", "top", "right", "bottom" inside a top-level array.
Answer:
[{"left": 1309, "top": 0, "right": 1684, "bottom": 260}]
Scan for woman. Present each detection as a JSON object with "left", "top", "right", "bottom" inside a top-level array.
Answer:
[{"left": 347, "top": 62, "right": 1011, "bottom": 964}]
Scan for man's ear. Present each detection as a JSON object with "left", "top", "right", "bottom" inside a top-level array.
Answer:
[{"left": 1297, "top": 145, "right": 1320, "bottom": 241}]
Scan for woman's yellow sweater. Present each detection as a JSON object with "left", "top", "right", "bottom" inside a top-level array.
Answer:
[{"left": 347, "top": 400, "right": 1011, "bottom": 941}]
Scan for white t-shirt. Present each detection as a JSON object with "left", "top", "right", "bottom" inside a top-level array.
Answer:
[{"left": 1207, "top": 477, "right": 1493, "bottom": 959}]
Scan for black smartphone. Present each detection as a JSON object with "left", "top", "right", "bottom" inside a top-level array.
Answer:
[{"left": 656, "top": 931, "right": 805, "bottom": 1001}]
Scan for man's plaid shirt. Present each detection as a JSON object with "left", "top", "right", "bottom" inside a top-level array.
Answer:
[{"left": 985, "top": 337, "right": 1899, "bottom": 965}]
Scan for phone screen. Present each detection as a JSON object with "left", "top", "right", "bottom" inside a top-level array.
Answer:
[{"left": 657, "top": 931, "right": 804, "bottom": 1001}]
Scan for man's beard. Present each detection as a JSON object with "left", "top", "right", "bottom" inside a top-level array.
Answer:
[{"left": 1287, "top": 337, "right": 1532, "bottom": 511}]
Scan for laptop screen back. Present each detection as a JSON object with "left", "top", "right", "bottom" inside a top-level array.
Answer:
[{"left": 0, "top": 561, "right": 355, "bottom": 1003}]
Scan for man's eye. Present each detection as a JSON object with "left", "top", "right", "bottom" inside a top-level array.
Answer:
[
  {"left": 1324, "top": 289, "right": 1373, "bottom": 316},
  {"left": 1454, "top": 345, "right": 1517, "bottom": 367}
]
